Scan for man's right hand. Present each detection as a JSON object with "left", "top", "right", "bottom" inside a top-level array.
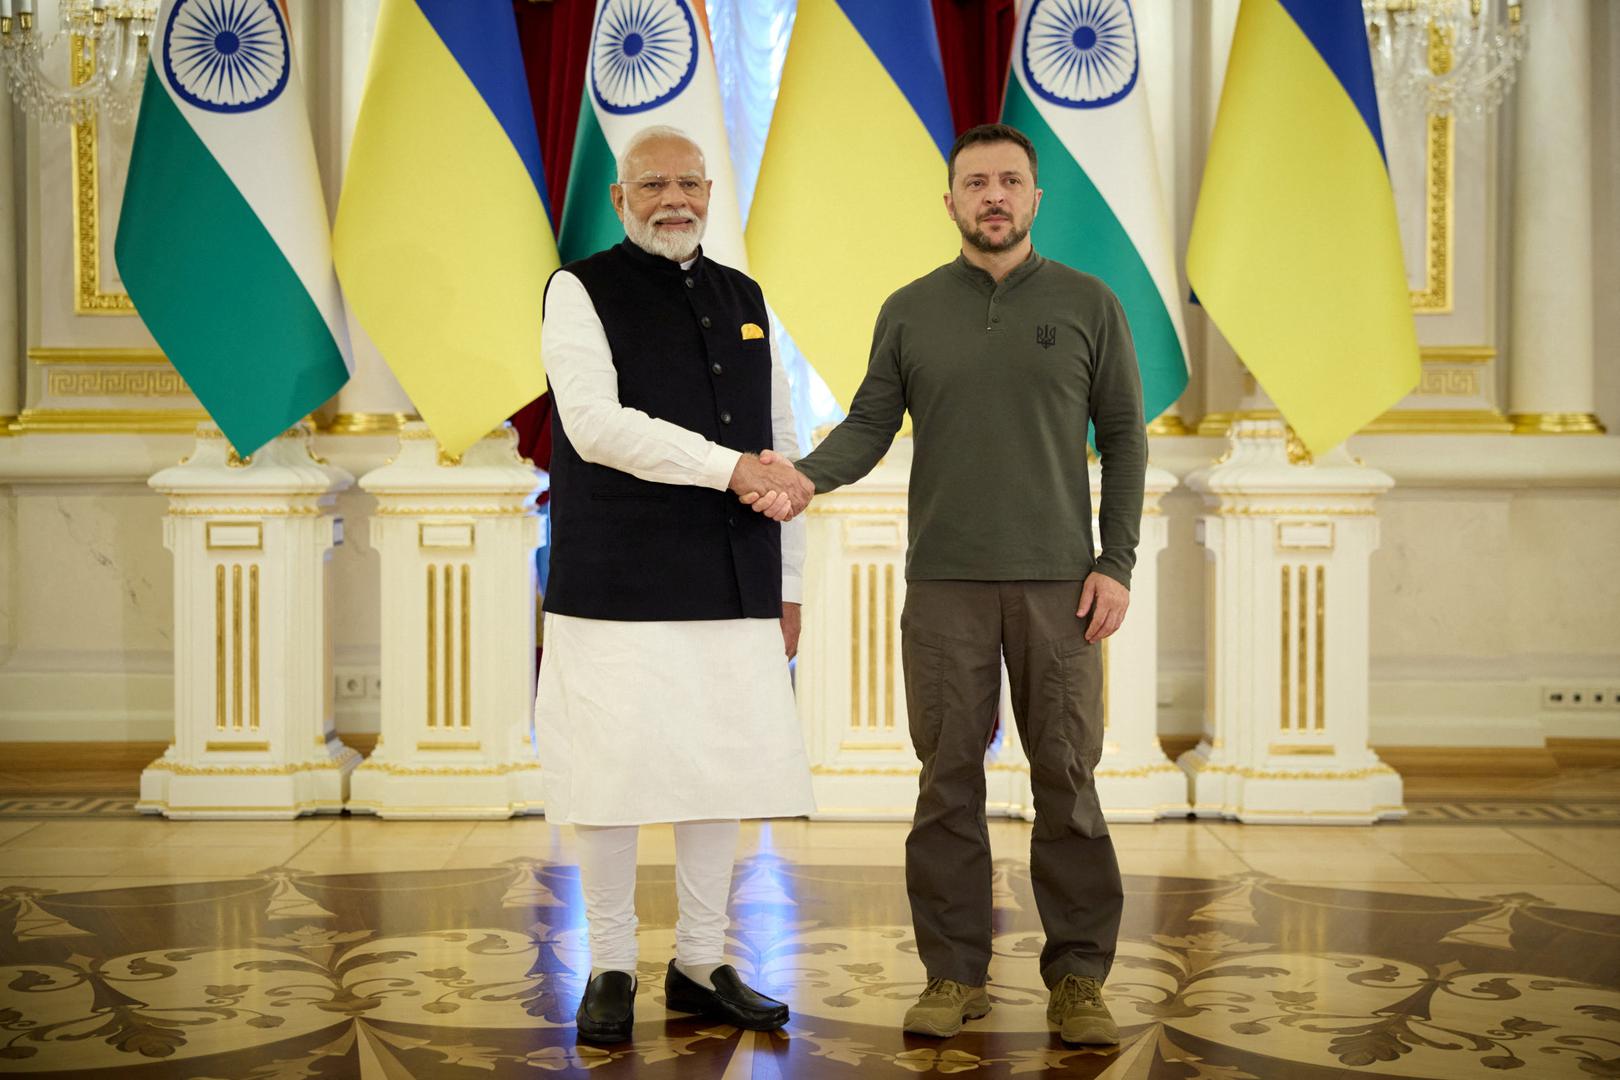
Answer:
[{"left": 729, "top": 450, "right": 814, "bottom": 521}]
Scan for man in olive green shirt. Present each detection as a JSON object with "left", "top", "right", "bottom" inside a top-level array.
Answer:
[{"left": 750, "top": 124, "right": 1146, "bottom": 1046}]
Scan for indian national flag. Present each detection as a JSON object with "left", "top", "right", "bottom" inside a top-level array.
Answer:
[
  {"left": 558, "top": 0, "right": 747, "bottom": 267},
  {"left": 1002, "top": 0, "right": 1188, "bottom": 422},
  {"left": 115, "top": 0, "right": 351, "bottom": 456}
]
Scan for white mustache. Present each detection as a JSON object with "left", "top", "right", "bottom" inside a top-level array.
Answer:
[{"left": 653, "top": 213, "right": 697, "bottom": 225}]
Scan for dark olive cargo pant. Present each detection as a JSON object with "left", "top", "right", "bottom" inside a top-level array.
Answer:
[{"left": 900, "top": 579, "right": 1123, "bottom": 989}]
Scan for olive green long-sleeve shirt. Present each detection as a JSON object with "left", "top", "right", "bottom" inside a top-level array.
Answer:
[{"left": 796, "top": 250, "right": 1148, "bottom": 589}]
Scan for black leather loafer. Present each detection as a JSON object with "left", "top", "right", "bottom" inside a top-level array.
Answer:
[
  {"left": 664, "top": 960, "right": 789, "bottom": 1031},
  {"left": 576, "top": 970, "right": 635, "bottom": 1044}
]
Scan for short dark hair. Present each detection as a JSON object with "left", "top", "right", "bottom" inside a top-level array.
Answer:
[{"left": 948, "top": 123, "right": 1038, "bottom": 187}]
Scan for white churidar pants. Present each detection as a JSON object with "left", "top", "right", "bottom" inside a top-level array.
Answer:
[{"left": 576, "top": 819, "right": 740, "bottom": 974}]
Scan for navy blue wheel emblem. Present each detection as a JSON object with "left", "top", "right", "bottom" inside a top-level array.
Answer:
[
  {"left": 1022, "top": 0, "right": 1139, "bottom": 109},
  {"left": 590, "top": 0, "right": 699, "bottom": 115},
  {"left": 163, "top": 0, "right": 289, "bottom": 114}
]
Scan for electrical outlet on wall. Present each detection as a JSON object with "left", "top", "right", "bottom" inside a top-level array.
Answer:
[{"left": 335, "top": 671, "right": 367, "bottom": 700}]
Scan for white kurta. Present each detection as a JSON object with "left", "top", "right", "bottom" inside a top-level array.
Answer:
[{"left": 534, "top": 264, "right": 816, "bottom": 826}]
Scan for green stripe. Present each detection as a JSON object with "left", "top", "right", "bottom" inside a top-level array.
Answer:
[
  {"left": 1003, "top": 79, "right": 1188, "bottom": 422},
  {"left": 114, "top": 70, "right": 348, "bottom": 455},
  {"left": 557, "top": 102, "right": 624, "bottom": 264}
]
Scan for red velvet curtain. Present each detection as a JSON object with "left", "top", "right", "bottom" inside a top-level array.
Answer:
[
  {"left": 508, "top": 0, "right": 595, "bottom": 481},
  {"left": 932, "top": 0, "right": 1018, "bottom": 135},
  {"left": 508, "top": 1, "right": 1017, "bottom": 476}
]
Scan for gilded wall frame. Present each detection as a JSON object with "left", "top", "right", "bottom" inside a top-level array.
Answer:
[{"left": 69, "top": 35, "right": 136, "bottom": 316}]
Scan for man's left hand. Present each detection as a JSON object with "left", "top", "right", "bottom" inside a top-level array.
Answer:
[
  {"left": 781, "top": 602, "right": 802, "bottom": 660},
  {"left": 1077, "top": 573, "right": 1129, "bottom": 643}
]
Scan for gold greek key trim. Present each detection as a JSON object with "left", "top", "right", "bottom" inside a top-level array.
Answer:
[
  {"left": 1416, "top": 367, "right": 1479, "bottom": 398},
  {"left": 351, "top": 760, "right": 541, "bottom": 777},
  {"left": 14, "top": 408, "right": 209, "bottom": 433},
  {"left": 47, "top": 369, "right": 190, "bottom": 398},
  {"left": 1508, "top": 413, "right": 1608, "bottom": 435},
  {"left": 1410, "top": 112, "right": 1453, "bottom": 313},
  {"left": 28, "top": 347, "right": 168, "bottom": 366},
  {"left": 69, "top": 35, "right": 135, "bottom": 316},
  {"left": 205, "top": 741, "right": 271, "bottom": 752},
  {"left": 322, "top": 412, "right": 418, "bottom": 435}
]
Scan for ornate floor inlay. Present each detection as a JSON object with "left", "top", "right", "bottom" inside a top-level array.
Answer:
[{"left": 2, "top": 852, "right": 1618, "bottom": 1078}]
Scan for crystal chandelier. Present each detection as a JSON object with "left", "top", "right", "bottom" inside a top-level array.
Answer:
[
  {"left": 0, "top": 0, "right": 159, "bottom": 126},
  {"left": 1363, "top": 0, "right": 1527, "bottom": 118}
]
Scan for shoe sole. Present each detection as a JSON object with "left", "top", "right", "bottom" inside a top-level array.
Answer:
[
  {"left": 903, "top": 1002, "right": 991, "bottom": 1038},
  {"left": 1055, "top": 1019, "right": 1120, "bottom": 1046},
  {"left": 575, "top": 1021, "right": 633, "bottom": 1045},
  {"left": 664, "top": 991, "right": 789, "bottom": 1032}
]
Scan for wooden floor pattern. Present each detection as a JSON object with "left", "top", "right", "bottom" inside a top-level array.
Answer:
[{"left": 1, "top": 803, "right": 1618, "bottom": 1077}]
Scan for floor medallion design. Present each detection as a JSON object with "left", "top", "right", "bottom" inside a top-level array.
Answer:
[{"left": 2, "top": 850, "right": 1617, "bottom": 1077}]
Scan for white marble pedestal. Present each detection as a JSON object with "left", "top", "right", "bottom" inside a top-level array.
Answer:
[
  {"left": 347, "top": 423, "right": 546, "bottom": 818},
  {"left": 1180, "top": 419, "right": 1404, "bottom": 823},
  {"left": 139, "top": 424, "right": 358, "bottom": 819}
]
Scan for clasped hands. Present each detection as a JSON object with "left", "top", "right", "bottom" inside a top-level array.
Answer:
[{"left": 728, "top": 449, "right": 815, "bottom": 521}]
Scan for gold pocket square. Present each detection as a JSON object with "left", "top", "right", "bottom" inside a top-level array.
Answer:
[{"left": 740, "top": 322, "right": 765, "bottom": 340}]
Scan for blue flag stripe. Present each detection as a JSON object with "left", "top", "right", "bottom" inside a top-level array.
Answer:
[
  {"left": 833, "top": 0, "right": 955, "bottom": 157},
  {"left": 413, "top": 0, "right": 551, "bottom": 210},
  {"left": 1274, "top": 0, "right": 1385, "bottom": 162}
]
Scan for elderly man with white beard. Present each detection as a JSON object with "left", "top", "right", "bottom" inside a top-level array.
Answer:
[{"left": 534, "top": 125, "right": 815, "bottom": 1046}]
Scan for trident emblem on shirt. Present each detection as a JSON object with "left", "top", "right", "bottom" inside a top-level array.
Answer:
[{"left": 1035, "top": 324, "right": 1057, "bottom": 350}]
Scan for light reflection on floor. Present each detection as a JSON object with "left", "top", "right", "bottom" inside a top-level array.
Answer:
[{"left": 0, "top": 816, "right": 1618, "bottom": 1077}]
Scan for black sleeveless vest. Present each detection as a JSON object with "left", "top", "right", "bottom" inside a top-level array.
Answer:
[{"left": 544, "top": 240, "right": 782, "bottom": 621}]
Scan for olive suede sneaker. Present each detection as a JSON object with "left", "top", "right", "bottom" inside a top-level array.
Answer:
[
  {"left": 1046, "top": 974, "right": 1119, "bottom": 1045},
  {"left": 902, "top": 977, "right": 991, "bottom": 1037}
]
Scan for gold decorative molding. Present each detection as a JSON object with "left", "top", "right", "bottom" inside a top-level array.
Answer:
[
  {"left": 1147, "top": 413, "right": 1194, "bottom": 437},
  {"left": 351, "top": 760, "right": 541, "bottom": 777},
  {"left": 69, "top": 35, "right": 136, "bottom": 316},
  {"left": 0, "top": 416, "right": 17, "bottom": 437},
  {"left": 204, "top": 741, "right": 271, "bottom": 753},
  {"left": 28, "top": 347, "right": 168, "bottom": 366},
  {"left": 1420, "top": 345, "right": 1494, "bottom": 364},
  {"left": 1508, "top": 413, "right": 1608, "bottom": 435},
  {"left": 1361, "top": 408, "right": 1512, "bottom": 433},
  {"left": 1213, "top": 506, "right": 1378, "bottom": 518},
  {"left": 322, "top": 412, "right": 418, "bottom": 435},
  {"left": 1410, "top": 112, "right": 1453, "bottom": 313},
  {"left": 374, "top": 505, "right": 533, "bottom": 517},
  {"left": 47, "top": 369, "right": 191, "bottom": 397},
  {"left": 14, "top": 408, "right": 208, "bottom": 433}
]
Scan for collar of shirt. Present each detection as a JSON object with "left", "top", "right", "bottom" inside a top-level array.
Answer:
[{"left": 948, "top": 247, "right": 1046, "bottom": 294}]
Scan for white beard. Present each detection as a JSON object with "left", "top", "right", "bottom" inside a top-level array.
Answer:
[{"left": 624, "top": 211, "right": 706, "bottom": 262}]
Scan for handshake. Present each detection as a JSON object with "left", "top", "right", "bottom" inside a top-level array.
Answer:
[{"left": 728, "top": 449, "right": 816, "bottom": 522}]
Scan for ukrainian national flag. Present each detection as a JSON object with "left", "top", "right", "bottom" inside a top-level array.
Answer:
[
  {"left": 1186, "top": 0, "right": 1419, "bottom": 454},
  {"left": 333, "top": 0, "right": 557, "bottom": 457},
  {"left": 747, "top": 1, "right": 958, "bottom": 408}
]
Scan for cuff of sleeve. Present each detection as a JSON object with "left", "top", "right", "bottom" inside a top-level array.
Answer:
[
  {"left": 781, "top": 575, "right": 803, "bottom": 605},
  {"left": 702, "top": 445, "right": 743, "bottom": 491},
  {"left": 1092, "top": 560, "right": 1133, "bottom": 592}
]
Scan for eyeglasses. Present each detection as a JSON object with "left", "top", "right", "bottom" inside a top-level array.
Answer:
[{"left": 619, "top": 177, "right": 708, "bottom": 198}]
